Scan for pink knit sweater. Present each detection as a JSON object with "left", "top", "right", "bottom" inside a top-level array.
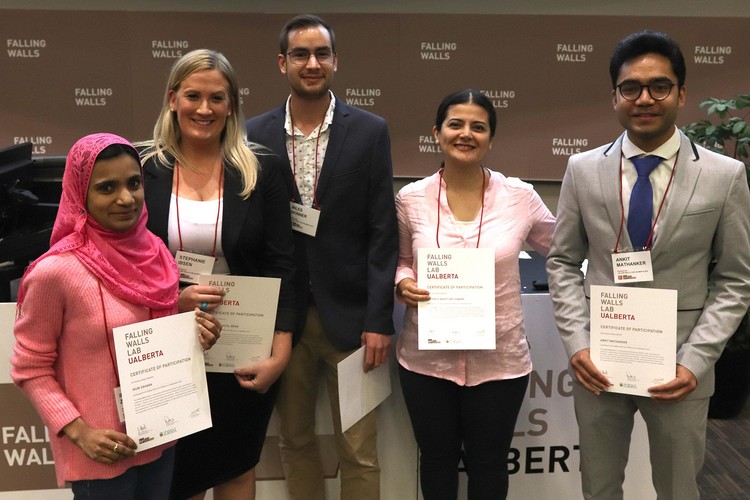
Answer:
[{"left": 12, "top": 253, "right": 175, "bottom": 486}]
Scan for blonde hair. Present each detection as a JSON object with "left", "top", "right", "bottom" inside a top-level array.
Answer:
[{"left": 140, "top": 49, "right": 258, "bottom": 198}]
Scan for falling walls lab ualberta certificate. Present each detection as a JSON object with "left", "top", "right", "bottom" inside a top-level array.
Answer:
[
  {"left": 199, "top": 275, "right": 280, "bottom": 373},
  {"left": 113, "top": 312, "right": 211, "bottom": 451},
  {"left": 590, "top": 285, "right": 677, "bottom": 397},
  {"left": 417, "top": 248, "right": 495, "bottom": 350}
]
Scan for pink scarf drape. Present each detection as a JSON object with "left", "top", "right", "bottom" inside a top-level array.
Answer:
[{"left": 17, "top": 133, "right": 178, "bottom": 315}]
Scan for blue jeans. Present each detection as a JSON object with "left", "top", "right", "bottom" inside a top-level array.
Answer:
[{"left": 71, "top": 447, "right": 174, "bottom": 500}]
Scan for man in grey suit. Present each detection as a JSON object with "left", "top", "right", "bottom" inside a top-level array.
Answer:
[{"left": 546, "top": 30, "right": 750, "bottom": 500}]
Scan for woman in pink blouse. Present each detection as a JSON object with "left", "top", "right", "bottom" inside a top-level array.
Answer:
[
  {"left": 395, "top": 89, "right": 556, "bottom": 499},
  {"left": 12, "top": 133, "right": 220, "bottom": 499}
]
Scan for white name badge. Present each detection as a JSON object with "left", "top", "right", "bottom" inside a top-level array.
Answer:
[
  {"left": 175, "top": 251, "right": 215, "bottom": 284},
  {"left": 290, "top": 202, "right": 320, "bottom": 237},
  {"left": 611, "top": 250, "right": 654, "bottom": 284}
]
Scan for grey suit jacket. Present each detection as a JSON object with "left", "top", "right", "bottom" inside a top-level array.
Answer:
[{"left": 546, "top": 130, "right": 750, "bottom": 398}]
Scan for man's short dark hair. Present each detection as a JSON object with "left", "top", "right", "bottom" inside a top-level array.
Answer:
[
  {"left": 609, "top": 30, "right": 686, "bottom": 88},
  {"left": 279, "top": 14, "right": 336, "bottom": 55}
]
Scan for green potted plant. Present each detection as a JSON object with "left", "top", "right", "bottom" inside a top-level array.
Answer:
[
  {"left": 682, "top": 93, "right": 750, "bottom": 167},
  {"left": 682, "top": 93, "right": 750, "bottom": 418}
]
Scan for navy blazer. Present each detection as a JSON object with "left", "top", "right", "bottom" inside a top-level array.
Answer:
[
  {"left": 142, "top": 153, "right": 297, "bottom": 333},
  {"left": 246, "top": 98, "right": 398, "bottom": 350}
]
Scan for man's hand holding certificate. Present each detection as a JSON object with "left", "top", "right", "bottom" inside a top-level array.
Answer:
[{"left": 590, "top": 285, "right": 677, "bottom": 397}]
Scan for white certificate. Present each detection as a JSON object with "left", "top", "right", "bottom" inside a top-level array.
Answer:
[
  {"left": 417, "top": 247, "right": 495, "bottom": 350},
  {"left": 590, "top": 285, "right": 677, "bottom": 397},
  {"left": 112, "top": 312, "right": 211, "bottom": 452},
  {"left": 198, "top": 275, "right": 280, "bottom": 373},
  {"left": 337, "top": 346, "right": 392, "bottom": 433}
]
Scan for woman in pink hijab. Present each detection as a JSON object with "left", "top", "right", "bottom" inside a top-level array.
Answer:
[{"left": 11, "top": 133, "right": 221, "bottom": 499}]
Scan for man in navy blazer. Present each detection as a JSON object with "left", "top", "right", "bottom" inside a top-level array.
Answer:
[
  {"left": 546, "top": 30, "right": 750, "bottom": 499},
  {"left": 246, "top": 14, "right": 397, "bottom": 500}
]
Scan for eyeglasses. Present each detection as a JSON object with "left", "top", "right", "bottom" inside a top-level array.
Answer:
[
  {"left": 616, "top": 81, "right": 676, "bottom": 101},
  {"left": 286, "top": 48, "right": 336, "bottom": 66}
]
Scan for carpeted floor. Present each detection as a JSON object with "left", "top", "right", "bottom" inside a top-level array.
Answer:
[{"left": 698, "top": 401, "right": 750, "bottom": 499}]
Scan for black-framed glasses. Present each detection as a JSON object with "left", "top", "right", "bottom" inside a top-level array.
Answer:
[
  {"left": 286, "top": 48, "right": 336, "bottom": 66},
  {"left": 616, "top": 81, "right": 676, "bottom": 101}
]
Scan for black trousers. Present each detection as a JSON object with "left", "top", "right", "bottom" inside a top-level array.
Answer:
[{"left": 399, "top": 365, "right": 529, "bottom": 500}]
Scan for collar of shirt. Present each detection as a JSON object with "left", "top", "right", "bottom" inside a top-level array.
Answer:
[
  {"left": 283, "top": 91, "right": 336, "bottom": 138},
  {"left": 621, "top": 126, "right": 681, "bottom": 196},
  {"left": 622, "top": 126, "right": 681, "bottom": 164}
]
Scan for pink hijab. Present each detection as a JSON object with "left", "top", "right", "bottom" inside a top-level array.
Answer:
[{"left": 17, "top": 133, "right": 178, "bottom": 315}]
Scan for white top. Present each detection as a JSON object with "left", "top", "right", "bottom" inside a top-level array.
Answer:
[{"left": 168, "top": 194, "right": 229, "bottom": 274}]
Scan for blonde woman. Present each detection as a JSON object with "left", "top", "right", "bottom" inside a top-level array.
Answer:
[{"left": 141, "top": 49, "right": 295, "bottom": 500}]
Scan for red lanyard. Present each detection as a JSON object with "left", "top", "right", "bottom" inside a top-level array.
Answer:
[
  {"left": 174, "top": 163, "right": 223, "bottom": 256},
  {"left": 435, "top": 167, "right": 487, "bottom": 248},
  {"left": 614, "top": 151, "right": 678, "bottom": 253},
  {"left": 290, "top": 111, "right": 323, "bottom": 209}
]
